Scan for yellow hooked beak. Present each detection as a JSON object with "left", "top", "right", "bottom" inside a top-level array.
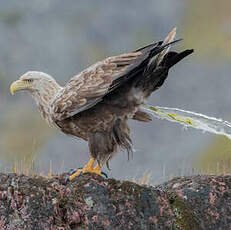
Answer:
[{"left": 10, "top": 80, "right": 30, "bottom": 95}]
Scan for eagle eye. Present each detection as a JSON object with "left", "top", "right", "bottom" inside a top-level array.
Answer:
[{"left": 25, "top": 79, "right": 33, "bottom": 83}]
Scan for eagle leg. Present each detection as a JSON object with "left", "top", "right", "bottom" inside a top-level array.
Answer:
[{"left": 67, "top": 157, "right": 103, "bottom": 181}]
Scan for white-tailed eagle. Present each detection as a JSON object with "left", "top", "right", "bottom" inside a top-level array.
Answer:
[{"left": 10, "top": 28, "right": 193, "bottom": 181}]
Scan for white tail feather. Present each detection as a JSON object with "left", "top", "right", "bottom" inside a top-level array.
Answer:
[{"left": 155, "top": 27, "right": 177, "bottom": 65}]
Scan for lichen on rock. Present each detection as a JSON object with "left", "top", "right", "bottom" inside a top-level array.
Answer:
[{"left": 0, "top": 173, "right": 230, "bottom": 229}]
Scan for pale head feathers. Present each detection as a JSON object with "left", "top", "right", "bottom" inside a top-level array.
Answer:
[
  {"left": 20, "top": 71, "right": 62, "bottom": 92},
  {"left": 20, "top": 71, "right": 63, "bottom": 125}
]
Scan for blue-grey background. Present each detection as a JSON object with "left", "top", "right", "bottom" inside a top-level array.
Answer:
[{"left": 0, "top": 0, "right": 230, "bottom": 184}]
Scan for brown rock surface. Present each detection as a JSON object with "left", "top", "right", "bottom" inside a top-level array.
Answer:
[{"left": 0, "top": 173, "right": 230, "bottom": 229}]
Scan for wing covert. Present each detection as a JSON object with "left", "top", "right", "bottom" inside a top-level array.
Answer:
[
  {"left": 51, "top": 36, "right": 179, "bottom": 121},
  {"left": 51, "top": 51, "right": 142, "bottom": 121}
]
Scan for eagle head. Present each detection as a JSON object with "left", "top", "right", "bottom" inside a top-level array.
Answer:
[{"left": 10, "top": 71, "right": 57, "bottom": 95}]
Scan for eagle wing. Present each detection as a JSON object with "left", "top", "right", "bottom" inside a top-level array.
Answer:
[
  {"left": 51, "top": 37, "right": 179, "bottom": 121},
  {"left": 51, "top": 51, "right": 145, "bottom": 121}
]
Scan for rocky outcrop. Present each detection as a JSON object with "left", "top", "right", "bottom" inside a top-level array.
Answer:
[{"left": 0, "top": 173, "right": 230, "bottom": 229}]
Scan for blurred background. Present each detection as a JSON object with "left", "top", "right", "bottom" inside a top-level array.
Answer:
[{"left": 0, "top": 0, "right": 231, "bottom": 184}]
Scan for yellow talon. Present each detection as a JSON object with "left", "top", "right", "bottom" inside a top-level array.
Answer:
[{"left": 69, "top": 157, "right": 102, "bottom": 181}]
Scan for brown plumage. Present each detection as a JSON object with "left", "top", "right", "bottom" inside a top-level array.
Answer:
[{"left": 10, "top": 29, "right": 193, "bottom": 180}]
